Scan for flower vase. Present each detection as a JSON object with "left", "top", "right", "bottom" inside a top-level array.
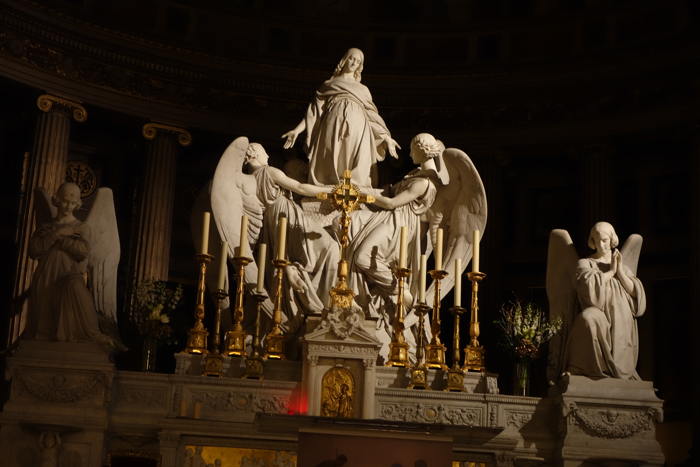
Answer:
[
  {"left": 513, "top": 358, "right": 531, "bottom": 396},
  {"left": 142, "top": 337, "right": 158, "bottom": 372}
]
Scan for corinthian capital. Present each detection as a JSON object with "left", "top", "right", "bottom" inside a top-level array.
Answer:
[
  {"left": 142, "top": 122, "right": 192, "bottom": 147},
  {"left": 36, "top": 94, "right": 87, "bottom": 122}
]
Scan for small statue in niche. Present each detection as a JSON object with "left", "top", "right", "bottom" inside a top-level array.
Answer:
[
  {"left": 25, "top": 182, "right": 122, "bottom": 349},
  {"left": 546, "top": 222, "right": 646, "bottom": 382}
]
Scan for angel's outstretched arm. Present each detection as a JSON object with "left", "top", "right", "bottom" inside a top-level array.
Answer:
[
  {"left": 267, "top": 166, "right": 328, "bottom": 197},
  {"left": 373, "top": 178, "right": 429, "bottom": 210}
]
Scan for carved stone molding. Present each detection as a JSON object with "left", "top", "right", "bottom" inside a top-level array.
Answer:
[
  {"left": 36, "top": 94, "right": 87, "bottom": 122},
  {"left": 505, "top": 410, "right": 533, "bottom": 430},
  {"left": 190, "top": 389, "right": 289, "bottom": 415},
  {"left": 379, "top": 402, "right": 482, "bottom": 427},
  {"left": 142, "top": 122, "right": 192, "bottom": 147},
  {"left": 117, "top": 386, "right": 168, "bottom": 409},
  {"left": 16, "top": 372, "right": 106, "bottom": 403},
  {"left": 566, "top": 403, "right": 660, "bottom": 439}
]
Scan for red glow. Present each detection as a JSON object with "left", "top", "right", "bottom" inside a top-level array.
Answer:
[{"left": 287, "top": 385, "right": 308, "bottom": 415}]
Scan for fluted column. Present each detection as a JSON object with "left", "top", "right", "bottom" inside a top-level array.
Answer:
[
  {"left": 9, "top": 94, "right": 87, "bottom": 345},
  {"left": 131, "top": 123, "right": 191, "bottom": 284}
]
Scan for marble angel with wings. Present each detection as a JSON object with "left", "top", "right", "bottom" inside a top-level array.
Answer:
[
  {"left": 26, "top": 182, "right": 122, "bottom": 349},
  {"left": 546, "top": 222, "right": 646, "bottom": 383},
  {"left": 347, "top": 133, "right": 487, "bottom": 360}
]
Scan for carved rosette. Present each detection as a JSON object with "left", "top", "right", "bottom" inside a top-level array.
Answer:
[
  {"left": 565, "top": 403, "right": 661, "bottom": 439},
  {"left": 142, "top": 122, "right": 192, "bottom": 147},
  {"left": 37, "top": 94, "right": 87, "bottom": 122}
]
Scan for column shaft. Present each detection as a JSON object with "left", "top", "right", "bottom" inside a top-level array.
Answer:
[{"left": 132, "top": 132, "right": 180, "bottom": 283}]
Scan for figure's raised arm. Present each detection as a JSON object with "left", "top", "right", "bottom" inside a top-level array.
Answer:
[
  {"left": 373, "top": 178, "right": 429, "bottom": 210},
  {"left": 281, "top": 119, "right": 306, "bottom": 149}
]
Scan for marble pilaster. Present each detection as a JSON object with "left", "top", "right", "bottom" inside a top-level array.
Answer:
[
  {"left": 9, "top": 94, "right": 87, "bottom": 345},
  {"left": 131, "top": 122, "right": 191, "bottom": 284}
]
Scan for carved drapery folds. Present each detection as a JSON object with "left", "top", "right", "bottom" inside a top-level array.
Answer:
[
  {"left": 9, "top": 94, "right": 87, "bottom": 346},
  {"left": 131, "top": 123, "right": 191, "bottom": 284}
]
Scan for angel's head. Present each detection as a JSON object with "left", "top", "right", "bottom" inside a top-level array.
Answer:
[
  {"left": 587, "top": 221, "right": 619, "bottom": 255},
  {"left": 53, "top": 182, "right": 82, "bottom": 216},
  {"left": 410, "top": 133, "right": 449, "bottom": 185},
  {"left": 332, "top": 48, "right": 364, "bottom": 82},
  {"left": 244, "top": 142, "right": 269, "bottom": 168}
]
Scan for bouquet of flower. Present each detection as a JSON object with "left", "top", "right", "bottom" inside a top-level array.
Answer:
[
  {"left": 132, "top": 280, "right": 183, "bottom": 342},
  {"left": 494, "top": 299, "right": 562, "bottom": 360}
]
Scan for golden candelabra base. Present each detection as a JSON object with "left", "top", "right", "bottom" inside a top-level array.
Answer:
[
  {"left": 386, "top": 267, "right": 411, "bottom": 368},
  {"left": 225, "top": 255, "right": 253, "bottom": 356},
  {"left": 425, "top": 269, "right": 448, "bottom": 370},
  {"left": 463, "top": 271, "right": 487, "bottom": 372},
  {"left": 244, "top": 291, "right": 267, "bottom": 379},
  {"left": 446, "top": 305, "right": 467, "bottom": 392},
  {"left": 408, "top": 302, "right": 432, "bottom": 390},
  {"left": 202, "top": 289, "right": 228, "bottom": 377},
  {"left": 185, "top": 253, "right": 213, "bottom": 354},
  {"left": 264, "top": 258, "right": 288, "bottom": 360}
]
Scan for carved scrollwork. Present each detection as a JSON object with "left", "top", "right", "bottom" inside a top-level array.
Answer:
[
  {"left": 191, "top": 390, "right": 289, "bottom": 415},
  {"left": 505, "top": 410, "right": 533, "bottom": 429},
  {"left": 379, "top": 402, "right": 481, "bottom": 427},
  {"left": 36, "top": 94, "right": 87, "bottom": 122},
  {"left": 142, "top": 122, "right": 192, "bottom": 147},
  {"left": 17, "top": 372, "right": 106, "bottom": 403},
  {"left": 569, "top": 405, "right": 658, "bottom": 439}
]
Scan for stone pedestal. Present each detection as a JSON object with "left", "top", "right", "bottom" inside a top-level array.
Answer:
[
  {"left": 0, "top": 340, "right": 114, "bottom": 467},
  {"left": 557, "top": 375, "right": 664, "bottom": 466},
  {"left": 9, "top": 95, "right": 86, "bottom": 346},
  {"left": 302, "top": 315, "right": 381, "bottom": 419}
]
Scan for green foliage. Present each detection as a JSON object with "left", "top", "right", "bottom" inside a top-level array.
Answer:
[
  {"left": 131, "top": 280, "right": 183, "bottom": 342},
  {"left": 494, "top": 299, "right": 562, "bottom": 360}
]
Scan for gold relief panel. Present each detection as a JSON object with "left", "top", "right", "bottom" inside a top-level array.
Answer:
[
  {"left": 184, "top": 446, "right": 296, "bottom": 467},
  {"left": 320, "top": 367, "right": 354, "bottom": 419}
]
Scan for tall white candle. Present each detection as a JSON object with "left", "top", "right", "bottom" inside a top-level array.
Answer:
[
  {"left": 454, "top": 258, "right": 462, "bottom": 307},
  {"left": 256, "top": 243, "right": 267, "bottom": 293},
  {"left": 276, "top": 216, "right": 288, "bottom": 260},
  {"left": 200, "top": 212, "right": 210, "bottom": 254},
  {"left": 472, "top": 229, "right": 480, "bottom": 272},
  {"left": 239, "top": 214, "right": 249, "bottom": 257},
  {"left": 419, "top": 254, "right": 427, "bottom": 302},
  {"left": 216, "top": 241, "right": 228, "bottom": 290},
  {"left": 398, "top": 226, "right": 407, "bottom": 269},
  {"left": 435, "top": 228, "right": 444, "bottom": 271}
]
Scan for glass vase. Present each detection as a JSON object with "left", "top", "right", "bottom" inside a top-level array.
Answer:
[
  {"left": 513, "top": 358, "right": 531, "bottom": 396},
  {"left": 142, "top": 337, "right": 158, "bottom": 372}
]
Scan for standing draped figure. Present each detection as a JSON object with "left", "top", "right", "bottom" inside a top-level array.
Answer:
[{"left": 282, "top": 48, "right": 400, "bottom": 188}]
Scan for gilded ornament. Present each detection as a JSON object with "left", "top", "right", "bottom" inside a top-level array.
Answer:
[{"left": 320, "top": 367, "right": 354, "bottom": 418}]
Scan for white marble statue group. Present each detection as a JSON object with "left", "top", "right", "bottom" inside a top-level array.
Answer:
[{"left": 25, "top": 47, "right": 648, "bottom": 382}]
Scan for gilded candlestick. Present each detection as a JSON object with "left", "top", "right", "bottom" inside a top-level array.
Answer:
[
  {"left": 446, "top": 305, "right": 467, "bottom": 391},
  {"left": 387, "top": 266, "right": 411, "bottom": 367},
  {"left": 424, "top": 269, "right": 448, "bottom": 369},
  {"left": 225, "top": 255, "right": 253, "bottom": 356},
  {"left": 185, "top": 253, "right": 213, "bottom": 354},
  {"left": 244, "top": 291, "right": 267, "bottom": 379},
  {"left": 264, "top": 258, "right": 288, "bottom": 359},
  {"left": 463, "top": 271, "right": 487, "bottom": 372},
  {"left": 408, "top": 302, "right": 431, "bottom": 389},
  {"left": 203, "top": 289, "right": 227, "bottom": 376}
]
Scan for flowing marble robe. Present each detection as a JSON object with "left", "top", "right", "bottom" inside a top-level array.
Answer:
[
  {"left": 253, "top": 166, "right": 339, "bottom": 318},
  {"left": 347, "top": 170, "right": 438, "bottom": 357},
  {"left": 566, "top": 258, "right": 646, "bottom": 379},
  {"left": 25, "top": 220, "right": 103, "bottom": 342},
  {"left": 304, "top": 77, "right": 392, "bottom": 187}
]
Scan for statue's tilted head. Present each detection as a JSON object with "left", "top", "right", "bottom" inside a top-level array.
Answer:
[
  {"left": 587, "top": 221, "right": 619, "bottom": 251},
  {"left": 410, "top": 133, "right": 444, "bottom": 164},
  {"left": 244, "top": 142, "right": 269, "bottom": 167},
  {"left": 333, "top": 47, "right": 364, "bottom": 82},
  {"left": 52, "top": 182, "right": 82, "bottom": 214}
]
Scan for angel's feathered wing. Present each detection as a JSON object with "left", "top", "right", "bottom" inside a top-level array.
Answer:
[
  {"left": 425, "top": 148, "right": 487, "bottom": 304},
  {"left": 83, "top": 188, "right": 121, "bottom": 327},
  {"left": 545, "top": 229, "right": 579, "bottom": 384},
  {"left": 210, "top": 136, "right": 264, "bottom": 287},
  {"left": 620, "top": 234, "right": 643, "bottom": 276}
]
